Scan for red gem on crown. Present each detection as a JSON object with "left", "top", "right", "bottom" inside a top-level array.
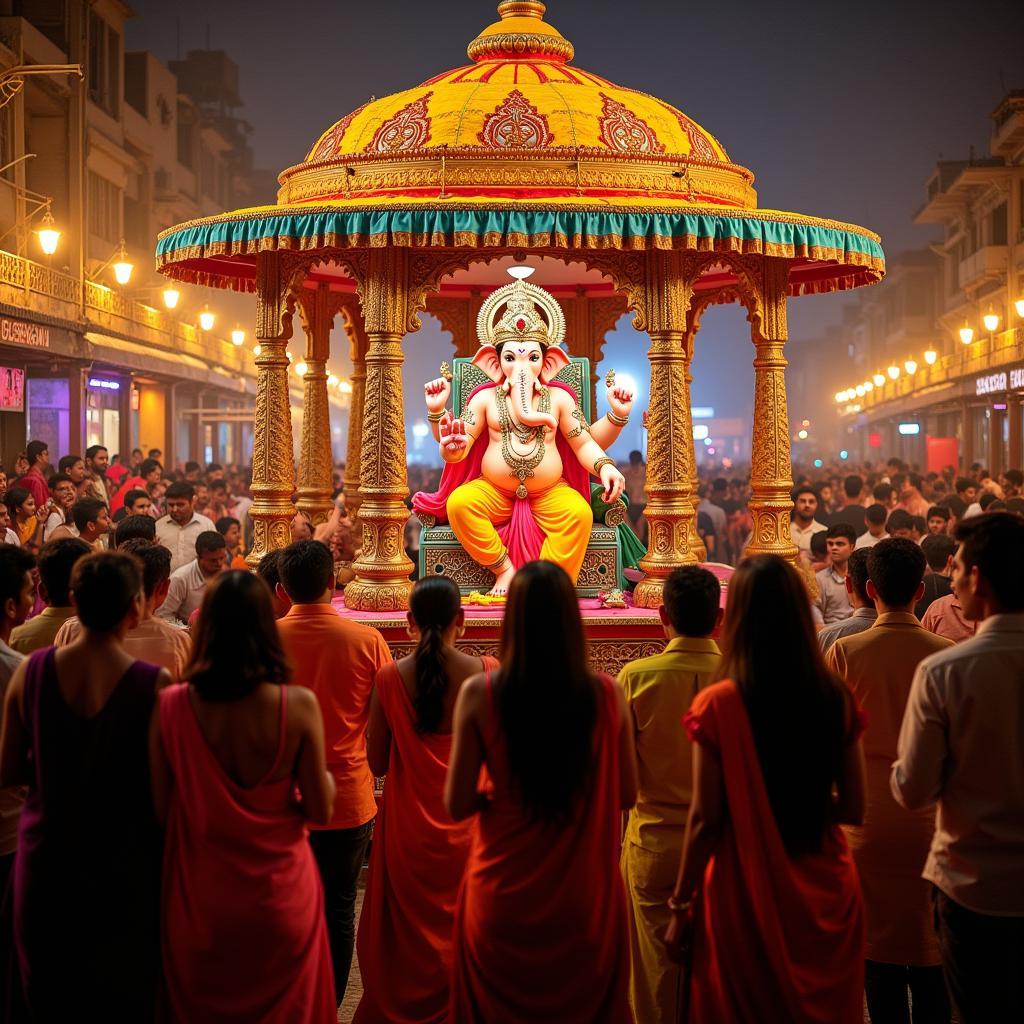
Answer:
[{"left": 516, "top": 318, "right": 526, "bottom": 330}]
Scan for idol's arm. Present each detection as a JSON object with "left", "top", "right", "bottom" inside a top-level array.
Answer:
[
  {"left": 590, "top": 381, "right": 635, "bottom": 449},
  {"left": 558, "top": 394, "right": 626, "bottom": 501}
]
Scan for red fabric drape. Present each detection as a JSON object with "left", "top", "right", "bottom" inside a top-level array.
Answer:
[{"left": 683, "top": 680, "right": 865, "bottom": 1024}]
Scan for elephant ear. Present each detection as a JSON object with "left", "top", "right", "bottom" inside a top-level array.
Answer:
[
  {"left": 471, "top": 344, "right": 502, "bottom": 383},
  {"left": 540, "top": 345, "right": 570, "bottom": 383}
]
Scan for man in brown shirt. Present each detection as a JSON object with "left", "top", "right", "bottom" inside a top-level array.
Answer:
[{"left": 827, "top": 538, "right": 953, "bottom": 1022}]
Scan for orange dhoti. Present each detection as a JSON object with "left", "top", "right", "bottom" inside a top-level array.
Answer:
[{"left": 447, "top": 478, "right": 592, "bottom": 583}]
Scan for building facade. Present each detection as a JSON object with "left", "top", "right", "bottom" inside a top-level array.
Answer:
[
  {"left": 833, "top": 89, "right": 1024, "bottom": 473},
  {"left": 0, "top": 0, "right": 278, "bottom": 469}
]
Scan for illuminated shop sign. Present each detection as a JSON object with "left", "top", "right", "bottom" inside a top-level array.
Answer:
[
  {"left": 976, "top": 366, "right": 1024, "bottom": 395},
  {"left": 0, "top": 316, "right": 49, "bottom": 348},
  {"left": 88, "top": 377, "right": 121, "bottom": 391},
  {"left": 898, "top": 423, "right": 921, "bottom": 435}
]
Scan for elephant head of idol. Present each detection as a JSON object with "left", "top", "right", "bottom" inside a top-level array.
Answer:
[{"left": 471, "top": 267, "right": 569, "bottom": 433}]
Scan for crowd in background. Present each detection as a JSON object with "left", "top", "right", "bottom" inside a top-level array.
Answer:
[{"left": 0, "top": 439, "right": 1019, "bottom": 1023}]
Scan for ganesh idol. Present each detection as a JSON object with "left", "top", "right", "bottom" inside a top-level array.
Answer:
[{"left": 412, "top": 267, "right": 634, "bottom": 595}]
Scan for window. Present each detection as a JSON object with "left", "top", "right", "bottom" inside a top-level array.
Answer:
[
  {"left": 88, "top": 11, "right": 120, "bottom": 117},
  {"left": 87, "top": 172, "right": 120, "bottom": 243}
]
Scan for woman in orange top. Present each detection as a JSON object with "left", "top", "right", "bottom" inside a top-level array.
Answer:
[
  {"left": 445, "top": 561, "right": 638, "bottom": 1023},
  {"left": 355, "top": 577, "right": 498, "bottom": 1024},
  {"left": 665, "top": 555, "right": 868, "bottom": 1024}
]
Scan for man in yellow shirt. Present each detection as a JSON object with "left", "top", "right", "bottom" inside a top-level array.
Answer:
[{"left": 618, "top": 565, "right": 722, "bottom": 1024}]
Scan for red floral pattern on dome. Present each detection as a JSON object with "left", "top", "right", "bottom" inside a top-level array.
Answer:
[
  {"left": 598, "top": 93, "right": 665, "bottom": 154},
  {"left": 477, "top": 89, "right": 554, "bottom": 149},
  {"left": 673, "top": 111, "right": 717, "bottom": 163},
  {"left": 366, "top": 93, "right": 433, "bottom": 154},
  {"left": 311, "top": 102, "right": 369, "bottom": 161}
]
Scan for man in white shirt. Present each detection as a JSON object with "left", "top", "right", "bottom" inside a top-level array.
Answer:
[
  {"left": 157, "top": 530, "right": 227, "bottom": 624},
  {"left": 891, "top": 512, "right": 1024, "bottom": 1022},
  {"left": 789, "top": 486, "right": 827, "bottom": 555},
  {"left": 155, "top": 481, "right": 215, "bottom": 572}
]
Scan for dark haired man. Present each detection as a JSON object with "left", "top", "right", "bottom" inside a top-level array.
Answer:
[
  {"left": 815, "top": 523, "right": 856, "bottom": 625},
  {"left": 828, "top": 539, "right": 952, "bottom": 1023},
  {"left": 618, "top": 565, "right": 721, "bottom": 1023},
  {"left": 896, "top": 472, "right": 930, "bottom": 518},
  {"left": 84, "top": 444, "right": 111, "bottom": 504},
  {"left": 15, "top": 440, "right": 49, "bottom": 510},
  {"left": 885, "top": 508, "right": 914, "bottom": 540},
  {"left": 41, "top": 473, "right": 76, "bottom": 542},
  {"left": 954, "top": 477, "right": 977, "bottom": 506},
  {"left": 873, "top": 482, "right": 898, "bottom": 510},
  {"left": 1001, "top": 468, "right": 1022, "bottom": 497},
  {"left": 276, "top": 539, "right": 390, "bottom": 1006},
  {"left": 926, "top": 505, "right": 950, "bottom": 536},
  {"left": 855, "top": 503, "right": 889, "bottom": 550},
  {"left": 0, "top": 544, "right": 34, "bottom": 902},
  {"left": 156, "top": 530, "right": 226, "bottom": 624},
  {"left": 57, "top": 454, "right": 85, "bottom": 485},
  {"left": 255, "top": 549, "right": 290, "bottom": 619},
  {"left": 155, "top": 481, "right": 214, "bottom": 571},
  {"left": 183, "top": 461, "right": 202, "bottom": 482},
  {"left": 48, "top": 498, "right": 111, "bottom": 548},
  {"left": 818, "top": 548, "right": 874, "bottom": 654},
  {"left": 790, "top": 486, "right": 827, "bottom": 558},
  {"left": 9, "top": 538, "right": 91, "bottom": 653},
  {"left": 56, "top": 539, "right": 190, "bottom": 680},
  {"left": 116, "top": 488, "right": 152, "bottom": 520},
  {"left": 828, "top": 475, "right": 867, "bottom": 535},
  {"left": 892, "top": 513, "right": 1024, "bottom": 1021},
  {"left": 215, "top": 515, "right": 247, "bottom": 569},
  {"left": 113, "top": 514, "right": 157, "bottom": 549},
  {"left": 915, "top": 534, "right": 955, "bottom": 619},
  {"left": 111, "top": 457, "right": 161, "bottom": 515}
]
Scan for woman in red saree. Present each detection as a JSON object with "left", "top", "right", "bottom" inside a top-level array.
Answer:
[
  {"left": 355, "top": 577, "right": 498, "bottom": 1024},
  {"left": 665, "top": 555, "right": 867, "bottom": 1023},
  {"left": 150, "top": 571, "right": 337, "bottom": 1023},
  {"left": 445, "top": 560, "right": 638, "bottom": 1023}
]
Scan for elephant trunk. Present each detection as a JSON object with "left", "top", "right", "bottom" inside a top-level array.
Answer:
[{"left": 509, "top": 369, "right": 558, "bottom": 433}]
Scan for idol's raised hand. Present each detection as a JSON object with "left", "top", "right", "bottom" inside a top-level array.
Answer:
[
  {"left": 606, "top": 383, "right": 634, "bottom": 421},
  {"left": 424, "top": 377, "right": 451, "bottom": 414}
]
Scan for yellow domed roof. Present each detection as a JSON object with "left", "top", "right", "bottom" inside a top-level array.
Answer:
[{"left": 279, "top": 1, "right": 755, "bottom": 209}]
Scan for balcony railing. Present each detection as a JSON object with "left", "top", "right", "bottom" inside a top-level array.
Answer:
[
  {"left": 957, "top": 245, "right": 1008, "bottom": 291},
  {"left": 843, "top": 325, "right": 1024, "bottom": 416},
  {"left": 0, "top": 247, "right": 252, "bottom": 378}
]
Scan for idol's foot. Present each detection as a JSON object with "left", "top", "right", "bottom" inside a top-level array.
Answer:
[{"left": 488, "top": 563, "right": 516, "bottom": 596}]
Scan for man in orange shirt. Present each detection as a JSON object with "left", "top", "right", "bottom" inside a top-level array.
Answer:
[{"left": 276, "top": 539, "right": 390, "bottom": 1007}]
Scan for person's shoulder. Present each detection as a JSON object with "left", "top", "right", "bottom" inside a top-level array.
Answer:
[
  {"left": 154, "top": 513, "right": 173, "bottom": 528},
  {"left": 618, "top": 648, "right": 670, "bottom": 684}
]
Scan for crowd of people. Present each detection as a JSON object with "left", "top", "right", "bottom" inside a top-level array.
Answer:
[{"left": 0, "top": 439, "right": 1019, "bottom": 1023}]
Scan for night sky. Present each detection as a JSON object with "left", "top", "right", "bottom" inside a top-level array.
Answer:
[{"left": 129, "top": 0, "right": 1024, "bottom": 459}]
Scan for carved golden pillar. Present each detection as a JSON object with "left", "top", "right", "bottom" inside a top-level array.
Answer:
[
  {"left": 295, "top": 285, "right": 341, "bottom": 525},
  {"left": 344, "top": 248, "right": 415, "bottom": 610},
  {"left": 682, "top": 324, "right": 707, "bottom": 562},
  {"left": 247, "top": 251, "right": 303, "bottom": 568},
  {"left": 745, "top": 257, "right": 798, "bottom": 561},
  {"left": 340, "top": 298, "right": 368, "bottom": 520},
  {"left": 633, "top": 251, "right": 698, "bottom": 608}
]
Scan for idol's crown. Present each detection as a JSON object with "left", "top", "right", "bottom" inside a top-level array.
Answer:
[{"left": 477, "top": 266, "right": 566, "bottom": 350}]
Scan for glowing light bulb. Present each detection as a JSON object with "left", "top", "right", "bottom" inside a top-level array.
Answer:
[
  {"left": 923, "top": 349, "right": 937, "bottom": 365},
  {"left": 873, "top": 373, "right": 886, "bottom": 387},
  {"left": 198, "top": 307, "right": 215, "bottom": 331},
  {"left": 295, "top": 361, "right": 308, "bottom": 377},
  {"left": 507, "top": 265, "right": 536, "bottom": 280},
  {"left": 887, "top": 365, "right": 900, "bottom": 380},
  {"left": 112, "top": 259, "right": 133, "bottom": 285},
  {"left": 37, "top": 211, "right": 60, "bottom": 255},
  {"left": 959, "top": 324, "right": 974, "bottom": 345},
  {"left": 797, "top": 429, "right": 808, "bottom": 440},
  {"left": 253, "top": 344, "right": 262, "bottom": 357},
  {"left": 231, "top": 328, "right": 245, "bottom": 346},
  {"left": 327, "top": 374, "right": 339, "bottom": 387},
  {"left": 162, "top": 287, "right": 180, "bottom": 310},
  {"left": 904, "top": 359, "right": 917, "bottom": 376},
  {"left": 856, "top": 384, "right": 866, "bottom": 397},
  {"left": 835, "top": 391, "right": 845, "bottom": 404},
  {"left": 982, "top": 311, "right": 1000, "bottom": 333},
  {"left": 1016, "top": 298, "right": 1024, "bottom": 318},
  {"left": 863, "top": 380, "right": 873, "bottom": 392}
]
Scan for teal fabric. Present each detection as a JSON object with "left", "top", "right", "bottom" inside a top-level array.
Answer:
[
  {"left": 157, "top": 207, "right": 885, "bottom": 265},
  {"left": 589, "top": 484, "right": 645, "bottom": 588}
]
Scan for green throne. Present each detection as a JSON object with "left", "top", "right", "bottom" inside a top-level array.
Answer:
[{"left": 416, "top": 356, "right": 642, "bottom": 597}]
